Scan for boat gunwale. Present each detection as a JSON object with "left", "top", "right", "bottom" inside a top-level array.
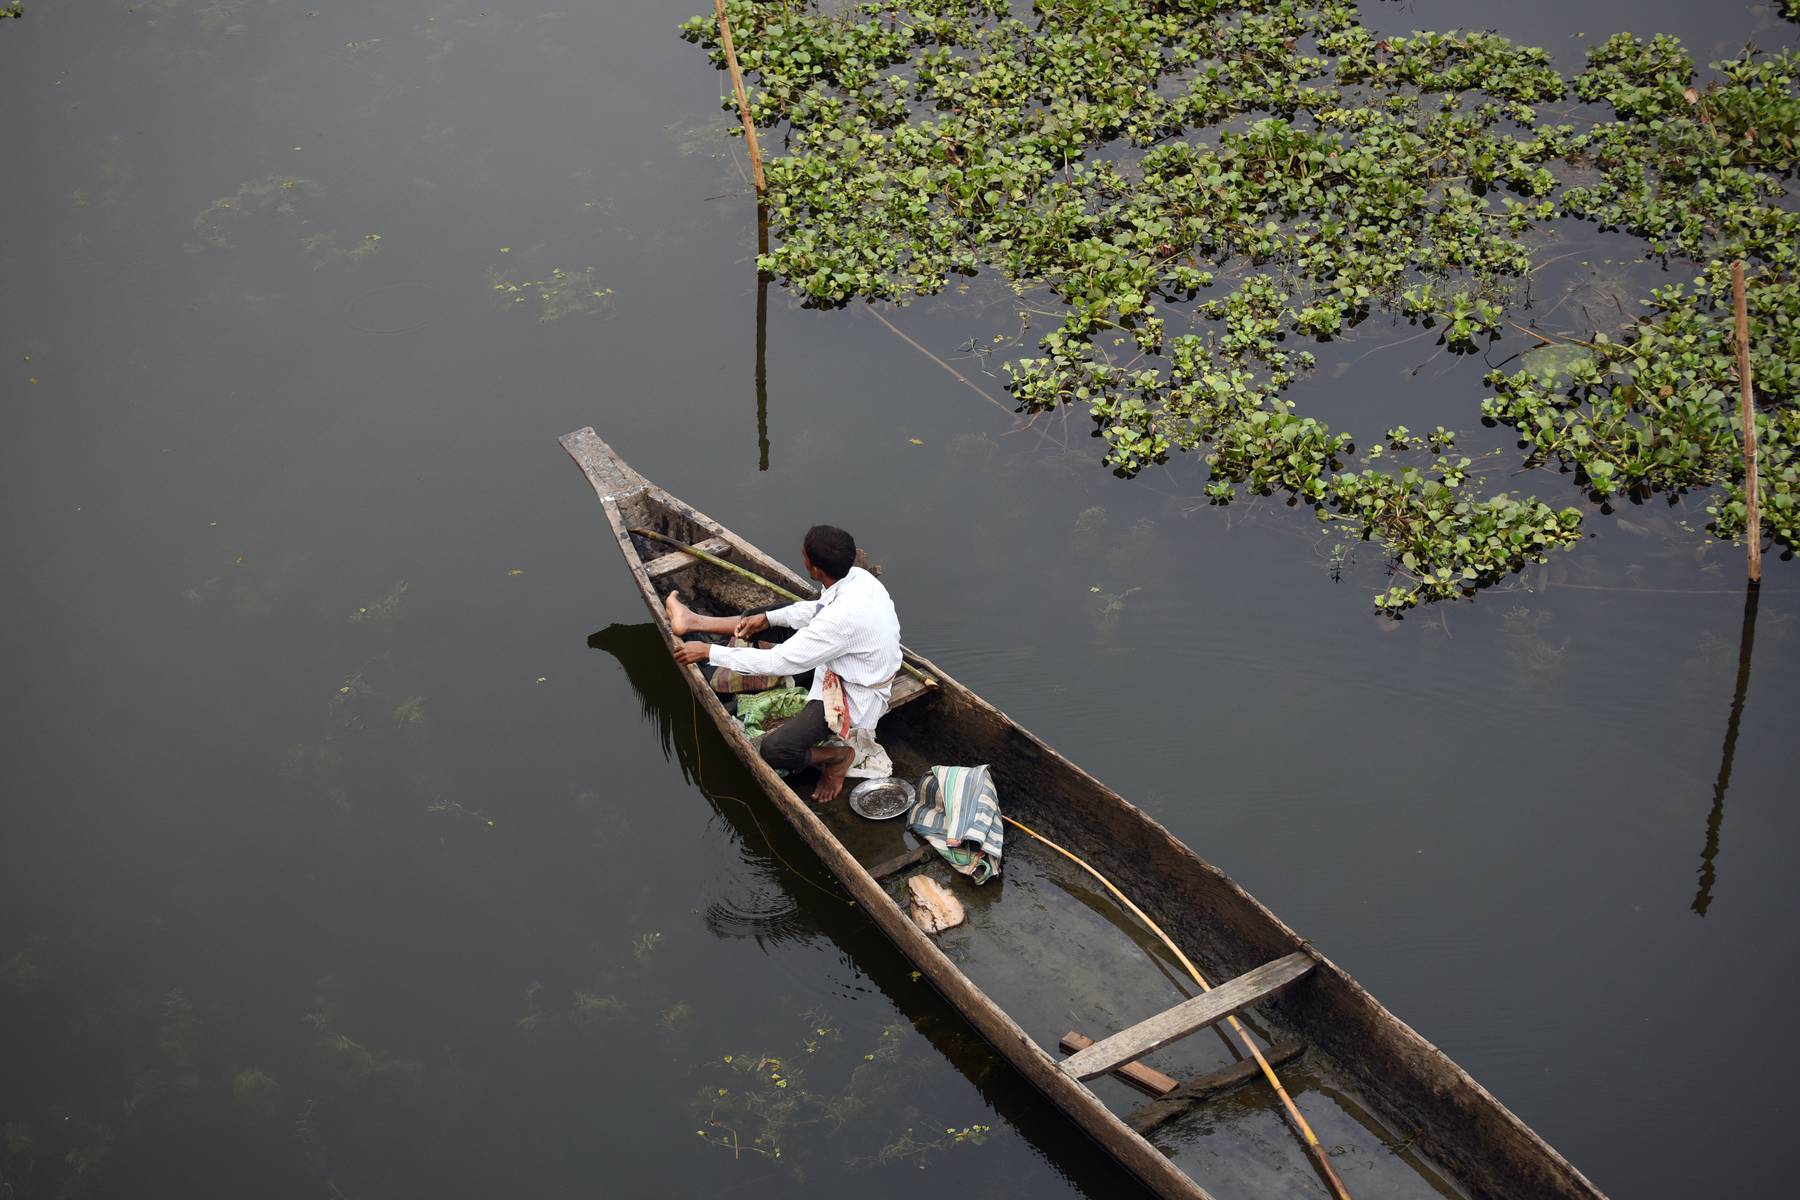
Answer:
[{"left": 559, "top": 427, "right": 1609, "bottom": 1200}]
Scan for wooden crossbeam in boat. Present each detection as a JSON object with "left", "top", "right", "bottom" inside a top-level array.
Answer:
[
  {"left": 1126, "top": 1040, "right": 1307, "bottom": 1134},
  {"left": 1059, "top": 952, "right": 1315, "bottom": 1082},
  {"left": 1059, "top": 1031, "right": 1179, "bottom": 1097},
  {"left": 643, "top": 536, "right": 734, "bottom": 579}
]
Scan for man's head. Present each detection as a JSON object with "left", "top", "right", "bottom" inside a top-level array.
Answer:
[{"left": 801, "top": 524, "right": 856, "bottom": 583}]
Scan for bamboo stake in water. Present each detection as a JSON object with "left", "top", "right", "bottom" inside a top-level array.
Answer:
[
  {"left": 630, "top": 527, "right": 934, "bottom": 686},
  {"left": 713, "top": 0, "right": 766, "bottom": 195},
  {"left": 1731, "top": 260, "right": 1762, "bottom": 585},
  {"left": 1000, "top": 814, "right": 1353, "bottom": 1200}
]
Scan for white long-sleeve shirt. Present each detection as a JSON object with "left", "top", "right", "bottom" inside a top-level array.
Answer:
[{"left": 708, "top": 566, "right": 901, "bottom": 729}]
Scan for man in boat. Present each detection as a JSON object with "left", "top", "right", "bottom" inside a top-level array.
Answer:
[{"left": 667, "top": 524, "right": 902, "bottom": 805}]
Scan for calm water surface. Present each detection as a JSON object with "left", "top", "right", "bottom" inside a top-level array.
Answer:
[{"left": 3, "top": 2, "right": 1797, "bottom": 1197}]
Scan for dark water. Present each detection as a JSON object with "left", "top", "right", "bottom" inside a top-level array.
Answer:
[{"left": 2, "top": 2, "right": 1796, "bottom": 1197}]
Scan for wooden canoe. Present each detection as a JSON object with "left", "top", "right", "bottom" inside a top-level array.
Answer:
[{"left": 560, "top": 426, "right": 1609, "bottom": 1200}]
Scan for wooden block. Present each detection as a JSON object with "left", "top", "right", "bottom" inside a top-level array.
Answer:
[
  {"left": 1127, "top": 1041, "right": 1307, "bottom": 1134},
  {"left": 907, "top": 875, "right": 964, "bottom": 932},
  {"left": 1060, "top": 1032, "right": 1178, "bottom": 1097},
  {"left": 1060, "top": 952, "right": 1315, "bottom": 1081}
]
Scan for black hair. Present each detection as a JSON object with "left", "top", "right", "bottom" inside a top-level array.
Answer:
[{"left": 803, "top": 524, "right": 856, "bottom": 581}]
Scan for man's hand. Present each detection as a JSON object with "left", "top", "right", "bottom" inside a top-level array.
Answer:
[
  {"left": 732, "top": 612, "right": 770, "bottom": 640},
  {"left": 673, "top": 641, "right": 713, "bottom": 665}
]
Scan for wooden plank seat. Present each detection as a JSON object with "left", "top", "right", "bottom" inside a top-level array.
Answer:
[
  {"left": 1059, "top": 952, "right": 1315, "bottom": 1082},
  {"left": 643, "top": 536, "right": 735, "bottom": 579}
]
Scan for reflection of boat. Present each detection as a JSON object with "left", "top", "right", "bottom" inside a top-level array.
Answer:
[{"left": 561, "top": 427, "right": 1608, "bottom": 1200}]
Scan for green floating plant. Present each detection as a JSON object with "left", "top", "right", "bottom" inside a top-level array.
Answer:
[{"left": 684, "top": 2, "right": 1797, "bottom": 610}]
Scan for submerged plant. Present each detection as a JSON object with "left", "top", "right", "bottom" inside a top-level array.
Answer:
[
  {"left": 692, "top": 1016, "right": 981, "bottom": 1174},
  {"left": 350, "top": 580, "right": 409, "bottom": 624},
  {"left": 188, "top": 175, "right": 319, "bottom": 252},
  {"left": 849, "top": 1122, "right": 992, "bottom": 1169},
  {"left": 490, "top": 264, "right": 614, "bottom": 321},
  {"left": 230, "top": 1069, "right": 282, "bottom": 1116},
  {"left": 683, "top": 1, "right": 1798, "bottom": 611}
]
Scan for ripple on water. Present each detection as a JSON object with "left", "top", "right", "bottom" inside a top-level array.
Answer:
[{"left": 700, "top": 842, "right": 817, "bottom": 948}]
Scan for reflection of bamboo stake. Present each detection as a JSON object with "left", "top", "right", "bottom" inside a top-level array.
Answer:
[
  {"left": 1001, "top": 814, "right": 1353, "bottom": 1200},
  {"left": 630, "top": 527, "right": 934, "bottom": 686},
  {"left": 713, "top": 0, "right": 765, "bottom": 195},
  {"left": 1731, "top": 261, "right": 1761, "bottom": 584},
  {"left": 1693, "top": 582, "right": 1758, "bottom": 916}
]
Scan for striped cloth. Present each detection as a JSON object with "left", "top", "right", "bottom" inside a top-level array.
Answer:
[{"left": 908, "top": 765, "right": 1003, "bottom": 884}]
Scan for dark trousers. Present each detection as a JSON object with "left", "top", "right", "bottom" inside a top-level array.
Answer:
[{"left": 758, "top": 700, "right": 830, "bottom": 773}]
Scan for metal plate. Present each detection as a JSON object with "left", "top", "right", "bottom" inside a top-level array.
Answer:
[{"left": 847, "top": 777, "right": 915, "bottom": 821}]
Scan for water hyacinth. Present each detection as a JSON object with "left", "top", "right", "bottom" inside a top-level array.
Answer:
[{"left": 684, "top": 1, "right": 1797, "bottom": 610}]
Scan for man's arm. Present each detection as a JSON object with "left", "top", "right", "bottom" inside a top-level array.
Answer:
[
  {"left": 763, "top": 597, "right": 822, "bottom": 630},
  {"left": 705, "top": 615, "right": 843, "bottom": 676}
]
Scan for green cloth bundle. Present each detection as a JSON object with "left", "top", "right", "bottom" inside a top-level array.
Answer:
[{"left": 735, "top": 686, "right": 810, "bottom": 739}]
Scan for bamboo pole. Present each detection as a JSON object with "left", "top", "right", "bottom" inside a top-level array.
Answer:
[
  {"left": 1000, "top": 813, "right": 1354, "bottom": 1200},
  {"left": 714, "top": 0, "right": 766, "bottom": 195},
  {"left": 629, "top": 527, "right": 934, "bottom": 686},
  {"left": 1731, "top": 261, "right": 1762, "bottom": 585}
]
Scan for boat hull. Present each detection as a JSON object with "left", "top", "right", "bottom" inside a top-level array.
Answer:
[{"left": 560, "top": 427, "right": 1608, "bottom": 1200}]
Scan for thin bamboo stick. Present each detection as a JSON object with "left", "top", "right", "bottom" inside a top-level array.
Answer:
[
  {"left": 1001, "top": 813, "right": 1354, "bottom": 1200},
  {"left": 862, "top": 305, "right": 1017, "bottom": 418},
  {"left": 713, "top": 0, "right": 766, "bottom": 195},
  {"left": 1731, "top": 261, "right": 1762, "bottom": 585},
  {"left": 629, "top": 527, "right": 934, "bottom": 686}
]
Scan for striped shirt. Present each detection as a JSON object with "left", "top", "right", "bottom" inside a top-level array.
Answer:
[{"left": 707, "top": 566, "right": 901, "bottom": 729}]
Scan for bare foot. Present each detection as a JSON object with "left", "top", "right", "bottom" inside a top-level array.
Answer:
[
  {"left": 664, "top": 589, "right": 695, "bottom": 635},
  {"left": 810, "top": 745, "right": 856, "bottom": 805}
]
